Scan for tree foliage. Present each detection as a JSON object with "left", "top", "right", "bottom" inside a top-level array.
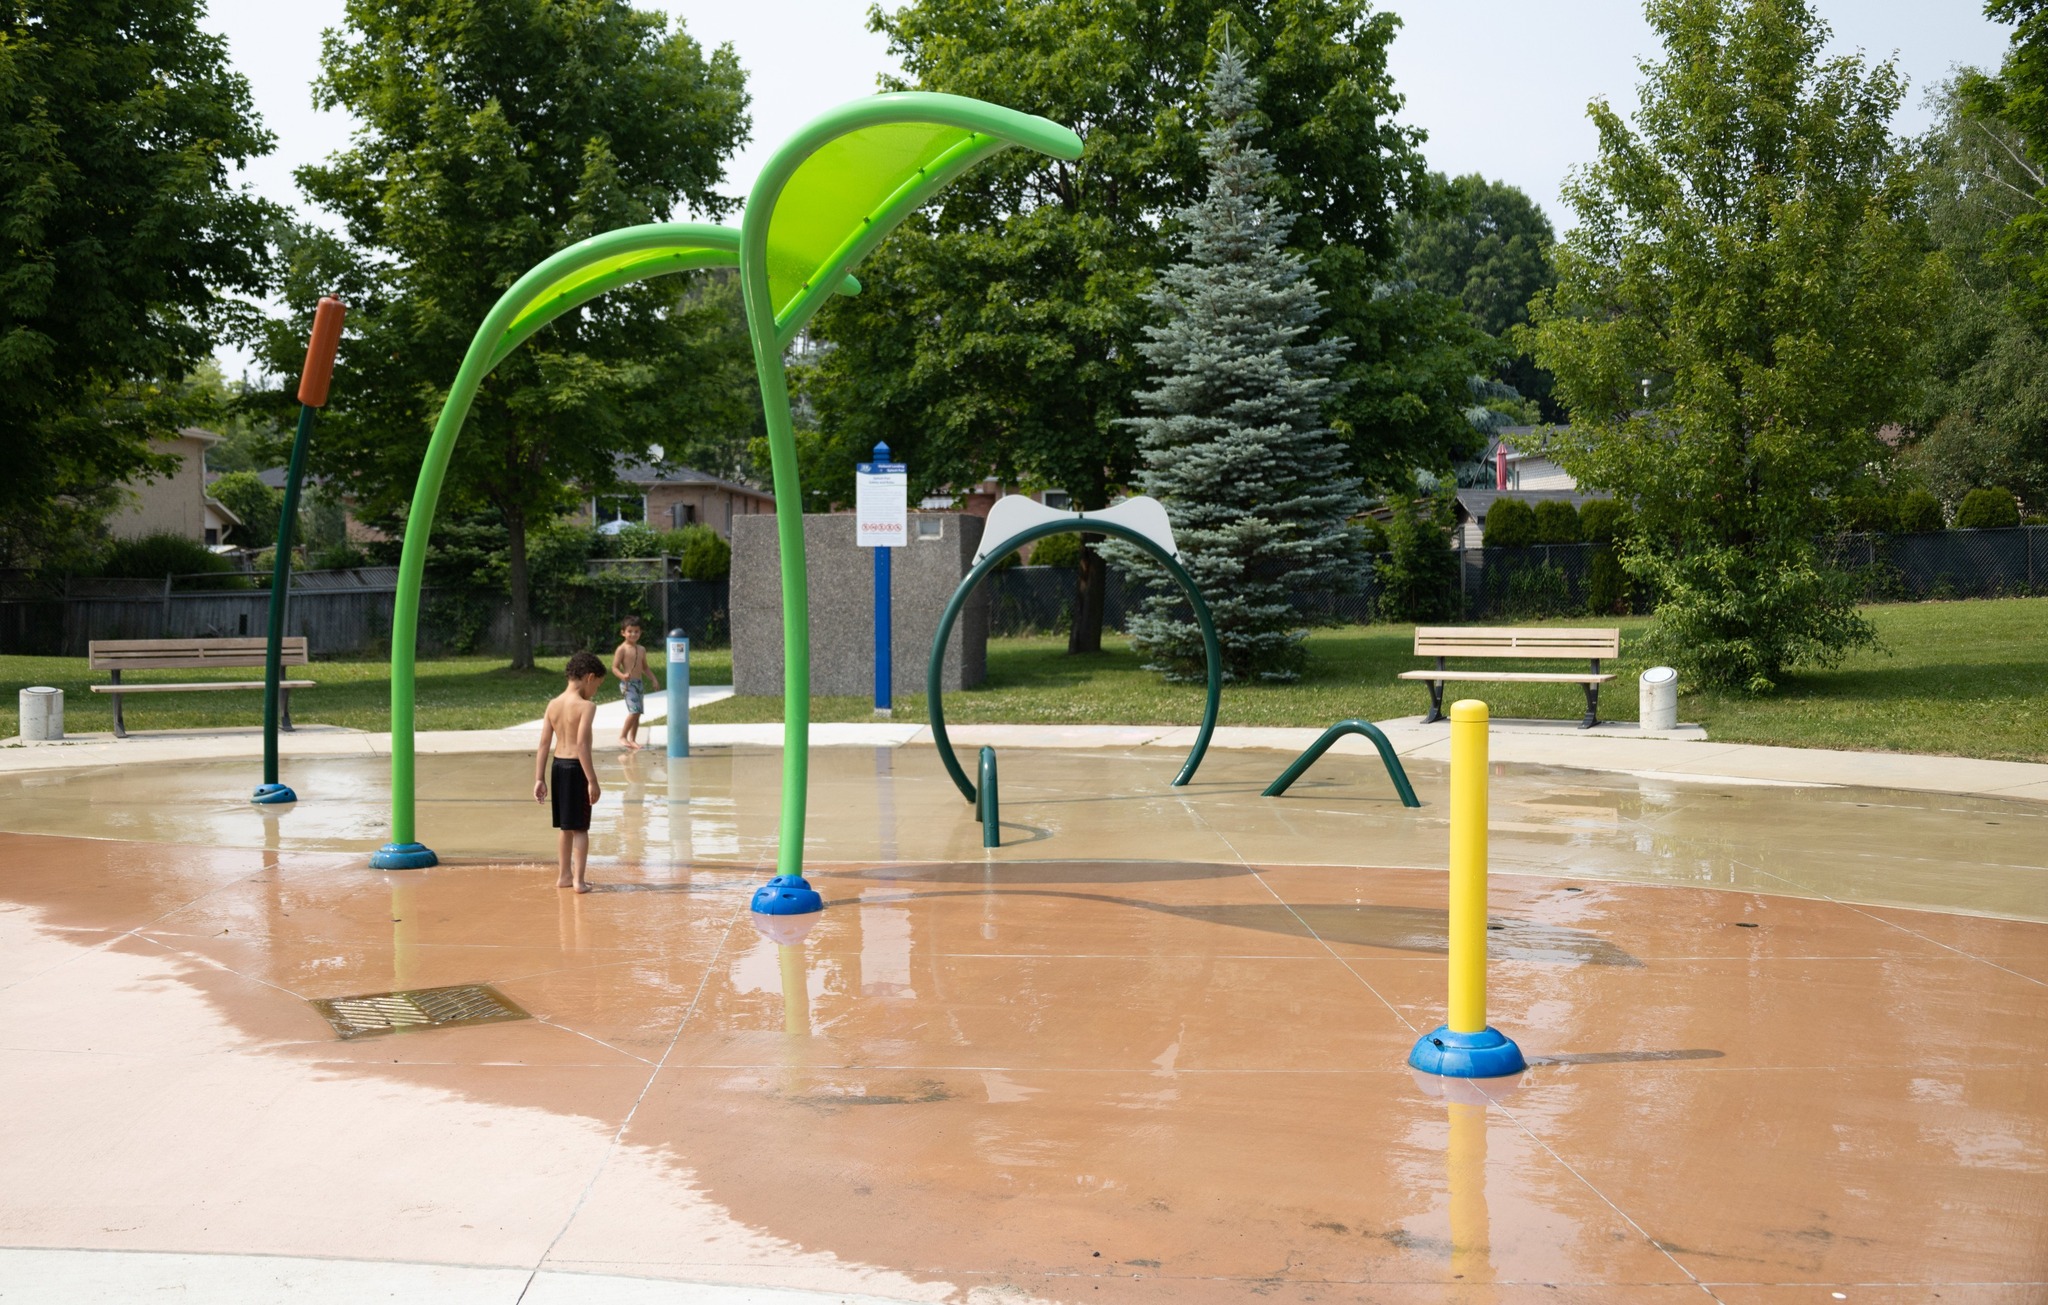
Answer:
[
  {"left": 812, "top": 0, "right": 1481, "bottom": 651},
  {"left": 1480, "top": 497, "right": 1537, "bottom": 547},
  {"left": 261, "top": 0, "right": 749, "bottom": 667},
  {"left": 1402, "top": 173, "right": 1559, "bottom": 417},
  {"left": 1111, "top": 49, "right": 1362, "bottom": 683},
  {"left": 1524, "top": 0, "right": 1942, "bottom": 691},
  {"left": 1905, "top": 78, "right": 2048, "bottom": 514},
  {"left": 0, "top": 0, "right": 279, "bottom": 570}
]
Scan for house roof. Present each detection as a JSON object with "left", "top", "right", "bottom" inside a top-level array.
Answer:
[
  {"left": 1454, "top": 488, "right": 1609, "bottom": 521},
  {"left": 175, "top": 426, "right": 223, "bottom": 445},
  {"left": 612, "top": 462, "right": 775, "bottom": 501}
]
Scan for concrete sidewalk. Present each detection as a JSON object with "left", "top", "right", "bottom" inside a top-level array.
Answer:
[{"left": 4, "top": 712, "right": 2046, "bottom": 803}]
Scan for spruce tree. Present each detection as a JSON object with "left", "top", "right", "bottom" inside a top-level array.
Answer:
[{"left": 1113, "top": 47, "right": 1363, "bottom": 682}]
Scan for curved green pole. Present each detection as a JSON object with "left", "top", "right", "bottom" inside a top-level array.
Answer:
[
  {"left": 1262, "top": 719, "right": 1421, "bottom": 807},
  {"left": 376, "top": 223, "right": 743, "bottom": 866},
  {"left": 927, "top": 518, "right": 1223, "bottom": 807},
  {"left": 736, "top": 95, "right": 1083, "bottom": 889}
]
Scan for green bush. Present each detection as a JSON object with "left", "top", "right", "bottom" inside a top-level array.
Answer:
[
  {"left": 1027, "top": 532, "right": 1082, "bottom": 567},
  {"left": 1378, "top": 489, "right": 1461, "bottom": 622},
  {"left": 97, "top": 532, "right": 243, "bottom": 584},
  {"left": 2025, "top": 515, "right": 2048, "bottom": 527},
  {"left": 210, "top": 470, "right": 284, "bottom": 547},
  {"left": 1895, "top": 489, "right": 1944, "bottom": 534},
  {"left": 309, "top": 541, "right": 371, "bottom": 571},
  {"left": 1837, "top": 493, "right": 1897, "bottom": 535},
  {"left": 1587, "top": 549, "right": 1630, "bottom": 614},
  {"left": 1953, "top": 487, "right": 2021, "bottom": 530},
  {"left": 677, "top": 525, "right": 731, "bottom": 580},
  {"left": 1532, "top": 498, "right": 1582, "bottom": 543},
  {"left": 1480, "top": 497, "right": 1537, "bottom": 548},
  {"left": 1355, "top": 517, "right": 1389, "bottom": 553},
  {"left": 1577, "top": 498, "right": 1629, "bottom": 545}
]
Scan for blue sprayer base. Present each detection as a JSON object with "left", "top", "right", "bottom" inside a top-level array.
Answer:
[
  {"left": 250, "top": 783, "right": 298, "bottom": 805},
  {"left": 751, "top": 874, "right": 823, "bottom": 915},
  {"left": 371, "top": 842, "right": 439, "bottom": 871},
  {"left": 1407, "top": 1025, "right": 1527, "bottom": 1078}
]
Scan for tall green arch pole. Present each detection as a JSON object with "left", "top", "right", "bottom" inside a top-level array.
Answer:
[
  {"left": 373, "top": 96, "right": 1083, "bottom": 885},
  {"left": 925, "top": 518, "right": 1224, "bottom": 808}
]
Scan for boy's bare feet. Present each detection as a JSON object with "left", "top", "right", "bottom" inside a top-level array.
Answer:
[
  {"left": 621, "top": 738, "right": 642, "bottom": 752},
  {"left": 557, "top": 872, "right": 574, "bottom": 888},
  {"left": 574, "top": 880, "right": 592, "bottom": 894}
]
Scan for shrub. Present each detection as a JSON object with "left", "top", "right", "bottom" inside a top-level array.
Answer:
[
  {"left": 1378, "top": 489, "right": 1461, "bottom": 622},
  {"left": 1026, "top": 531, "right": 1082, "bottom": 568},
  {"left": 97, "top": 531, "right": 241, "bottom": 582},
  {"left": 1355, "top": 517, "right": 1389, "bottom": 553},
  {"left": 1895, "top": 489, "right": 1944, "bottom": 534},
  {"left": 210, "top": 470, "right": 285, "bottom": 546},
  {"left": 2025, "top": 515, "right": 2048, "bottom": 527},
  {"left": 1532, "top": 498, "right": 1583, "bottom": 543},
  {"left": 1953, "top": 487, "right": 2021, "bottom": 530},
  {"left": 676, "top": 525, "right": 731, "bottom": 580},
  {"left": 1587, "top": 549, "right": 1630, "bottom": 615},
  {"left": 1836, "top": 493, "right": 1897, "bottom": 535},
  {"left": 309, "top": 541, "right": 370, "bottom": 571},
  {"left": 1480, "top": 497, "right": 1538, "bottom": 548},
  {"left": 1577, "top": 498, "right": 1629, "bottom": 545}
]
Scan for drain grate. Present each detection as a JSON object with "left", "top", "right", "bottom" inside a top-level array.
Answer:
[{"left": 309, "top": 983, "right": 529, "bottom": 1040}]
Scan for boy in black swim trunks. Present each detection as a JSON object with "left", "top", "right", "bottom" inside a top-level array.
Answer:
[{"left": 534, "top": 651, "right": 605, "bottom": 892}]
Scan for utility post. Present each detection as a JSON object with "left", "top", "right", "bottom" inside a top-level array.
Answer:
[{"left": 855, "top": 441, "right": 907, "bottom": 714}]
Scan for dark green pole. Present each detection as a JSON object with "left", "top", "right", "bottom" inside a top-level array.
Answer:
[{"left": 255, "top": 296, "right": 345, "bottom": 805}]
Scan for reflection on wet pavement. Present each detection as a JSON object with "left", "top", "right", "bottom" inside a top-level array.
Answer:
[
  {"left": 1, "top": 739, "right": 2044, "bottom": 1298},
  {"left": 0, "top": 742, "right": 2042, "bottom": 920},
  {"left": 0, "top": 825, "right": 2042, "bottom": 1299}
]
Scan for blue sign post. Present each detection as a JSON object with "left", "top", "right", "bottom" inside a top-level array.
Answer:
[{"left": 855, "top": 441, "right": 907, "bottom": 716}]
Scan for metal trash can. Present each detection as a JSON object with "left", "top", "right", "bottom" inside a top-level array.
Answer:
[
  {"left": 1638, "top": 666, "right": 1678, "bottom": 731},
  {"left": 19, "top": 686, "right": 63, "bottom": 742}
]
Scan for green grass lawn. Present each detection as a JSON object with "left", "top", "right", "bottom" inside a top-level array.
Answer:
[
  {"left": 4, "top": 599, "right": 2043, "bottom": 760},
  {"left": 0, "top": 647, "right": 731, "bottom": 738}
]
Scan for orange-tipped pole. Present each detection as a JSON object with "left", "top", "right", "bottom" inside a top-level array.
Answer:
[{"left": 298, "top": 295, "right": 346, "bottom": 408}]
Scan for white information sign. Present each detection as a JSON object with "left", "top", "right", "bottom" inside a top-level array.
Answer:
[{"left": 855, "top": 461, "right": 908, "bottom": 547}]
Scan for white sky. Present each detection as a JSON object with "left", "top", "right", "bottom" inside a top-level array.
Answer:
[{"left": 203, "top": 0, "right": 2011, "bottom": 372}]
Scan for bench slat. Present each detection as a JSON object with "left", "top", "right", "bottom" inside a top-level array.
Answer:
[
  {"left": 1397, "top": 671, "right": 1614, "bottom": 684},
  {"left": 89, "top": 680, "right": 315, "bottom": 693},
  {"left": 90, "top": 637, "right": 309, "bottom": 671},
  {"left": 1413, "top": 626, "right": 1619, "bottom": 659}
]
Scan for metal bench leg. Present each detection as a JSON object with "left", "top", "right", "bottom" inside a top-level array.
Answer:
[
  {"left": 1422, "top": 680, "right": 1446, "bottom": 725},
  {"left": 110, "top": 671, "right": 126, "bottom": 739},
  {"left": 281, "top": 687, "right": 294, "bottom": 733},
  {"left": 1581, "top": 681, "right": 1599, "bottom": 729}
]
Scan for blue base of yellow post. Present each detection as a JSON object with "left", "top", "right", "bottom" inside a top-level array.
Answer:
[
  {"left": 1408, "top": 1025, "right": 1526, "bottom": 1078},
  {"left": 751, "top": 874, "right": 823, "bottom": 915},
  {"left": 371, "top": 842, "right": 438, "bottom": 870},
  {"left": 250, "top": 783, "right": 298, "bottom": 805}
]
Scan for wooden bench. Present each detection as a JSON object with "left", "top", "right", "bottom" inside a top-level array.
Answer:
[
  {"left": 89, "top": 638, "right": 315, "bottom": 738},
  {"left": 1398, "top": 627, "right": 1619, "bottom": 729}
]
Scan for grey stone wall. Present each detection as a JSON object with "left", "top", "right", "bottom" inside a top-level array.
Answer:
[{"left": 731, "top": 512, "right": 986, "bottom": 698}]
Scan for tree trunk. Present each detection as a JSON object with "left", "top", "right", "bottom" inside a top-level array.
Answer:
[
  {"left": 505, "top": 507, "right": 535, "bottom": 671},
  {"left": 1068, "top": 532, "right": 1106, "bottom": 654}
]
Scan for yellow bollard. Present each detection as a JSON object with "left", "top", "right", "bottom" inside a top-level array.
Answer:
[
  {"left": 1448, "top": 699, "right": 1489, "bottom": 1033},
  {"left": 1409, "top": 700, "right": 1526, "bottom": 1077}
]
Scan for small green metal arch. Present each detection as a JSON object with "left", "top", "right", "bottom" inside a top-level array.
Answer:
[
  {"left": 927, "top": 518, "right": 1223, "bottom": 808},
  {"left": 1262, "top": 719, "right": 1421, "bottom": 807}
]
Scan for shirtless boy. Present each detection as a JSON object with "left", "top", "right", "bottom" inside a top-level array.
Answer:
[
  {"left": 535, "top": 651, "right": 605, "bottom": 892},
  {"left": 611, "top": 617, "right": 660, "bottom": 751}
]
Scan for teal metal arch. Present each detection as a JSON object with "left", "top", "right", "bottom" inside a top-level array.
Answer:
[{"left": 927, "top": 519, "right": 1223, "bottom": 808}]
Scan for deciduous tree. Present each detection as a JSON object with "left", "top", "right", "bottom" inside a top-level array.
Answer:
[
  {"left": 1524, "top": 0, "right": 1942, "bottom": 691},
  {"left": 0, "top": 0, "right": 278, "bottom": 571},
  {"left": 812, "top": 0, "right": 1478, "bottom": 653},
  {"left": 263, "top": 0, "right": 748, "bottom": 668}
]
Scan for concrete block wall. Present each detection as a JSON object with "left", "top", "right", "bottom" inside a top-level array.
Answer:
[{"left": 730, "top": 513, "right": 987, "bottom": 698}]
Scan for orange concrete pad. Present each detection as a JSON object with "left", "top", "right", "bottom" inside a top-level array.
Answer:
[{"left": 1, "top": 824, "right": 2044, "bottom": 1299}]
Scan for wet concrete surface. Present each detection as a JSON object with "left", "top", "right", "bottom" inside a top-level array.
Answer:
[
  {"left": 0, "top": 743, "right": 2043, "bottom": 920},
  {"left": 1, "top": 744, "right": 2045, "bottom": 1298}
]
